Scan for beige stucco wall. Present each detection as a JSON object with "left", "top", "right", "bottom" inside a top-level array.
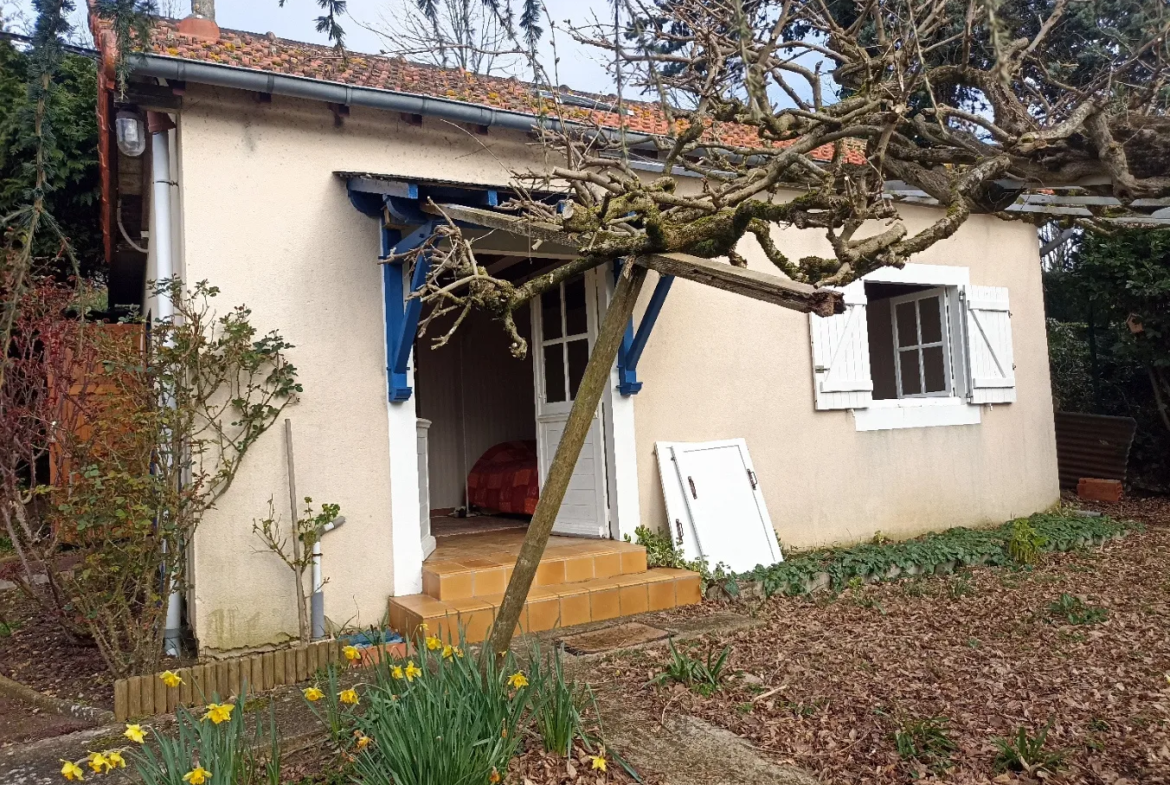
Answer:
[
  {"left": 633, "top": 209, "right": 1059, "bottom": 549},
  {"left": 174, "top": 81, "right": 1057, "bottom": 650},
  {"left": 175, "top": 85, "right": 551, "bottom": 651}
]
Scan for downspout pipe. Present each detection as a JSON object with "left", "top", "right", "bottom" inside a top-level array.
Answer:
[
  {"left": 129, "top": 54, "right": 656, "bottom": 147},
  {"left": 149, "top": 111, "right": 182, "bottom": 658},
  {"left": 311, "top": 516, "right": 346, "bottom": 640}
]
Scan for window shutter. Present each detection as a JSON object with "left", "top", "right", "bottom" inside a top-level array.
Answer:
[
  {"left": 808, "top": 281, "right": 872, "bottom": 410},
  {"left": 962, "top": 285, "right": 1016, "bottom": 404}
]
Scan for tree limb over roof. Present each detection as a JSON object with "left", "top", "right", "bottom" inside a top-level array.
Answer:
[{"left": 429, "top": 203, "right": 843, "bottom": 317}]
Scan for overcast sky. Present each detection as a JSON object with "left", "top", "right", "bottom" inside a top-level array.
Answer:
[{"left": 5, "top": 0, "right": 620, "bottom": 93}]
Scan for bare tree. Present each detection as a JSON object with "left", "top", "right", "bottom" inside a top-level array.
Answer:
[
  {"left": 359, "top": 0, "right": 522, "bottom": 75},
  {"left": 391, "top": 0, "right": 1170, "bottom": 658}
]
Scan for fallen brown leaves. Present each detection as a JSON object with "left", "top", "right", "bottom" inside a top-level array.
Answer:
[
  {"left": 509, "top": 743, "right": 651, "bottom": 785},
  {"left": 588, "top": 499, "right": 1170, "bottom": 785}
]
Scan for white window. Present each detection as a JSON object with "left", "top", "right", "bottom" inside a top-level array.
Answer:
[
  {"left": 888, "top": 289, "right": 952, "bottom": 398},
  {"left": 808, "top": 265, "right": 1016, "bottom": 430}
]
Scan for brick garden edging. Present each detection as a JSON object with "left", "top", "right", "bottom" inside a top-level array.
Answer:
[{"left": 113, "top": 639, "right": 407, "bottom": 721}]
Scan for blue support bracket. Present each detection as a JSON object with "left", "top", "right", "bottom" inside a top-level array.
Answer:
[
  {"left": 382, "top": 220, "right": 437, "bottom": 402},
  {"left": 614, "top": 262, "right": 675, "bottom": 395}
]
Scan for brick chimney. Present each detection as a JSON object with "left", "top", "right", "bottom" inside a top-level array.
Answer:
[{"left": 179, "top": 0, "right": 220, "bottom": 40}]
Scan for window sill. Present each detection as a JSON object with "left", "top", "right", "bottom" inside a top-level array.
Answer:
[{"left": 852, "top": 398, "right": 981, "bottom": 431}]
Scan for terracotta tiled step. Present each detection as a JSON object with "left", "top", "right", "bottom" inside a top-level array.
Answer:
[
  {"left": 389, "top": 568, "right": 701, "bottom": 644},
  {"left": 422, "top": 540, "right": 649, "bottom": 601}
]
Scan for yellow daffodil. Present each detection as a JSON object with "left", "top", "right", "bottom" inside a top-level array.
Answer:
[
  {"left": 123, "top": 724, "right": 147, "bottom": 744},
  {"left": 425, "top": 635, "right": 442, "bottom": 650},
  {"left": 303, "top": 686, "right": 325, "bottom": 702},
  {"left": 202, "top": 702, "right": 234, "bottom": 725},
  {"left": 592, "top": 755, "right": 607, "bottom": 772},
  {"left": 183, "top": 766, "right": 211, "bottom": 785},
  {"left": 507, "top": 671, "right": 529, "bottom": 689},
  {"left": 105, "top": 752, "right": 126, "bottom": 769},
  {"left": 60, "top": 760, "right": 84, "bottom": 781},
  {"left": 442, "top": 644, "right": 454, "bottom": 659},
  {"left": 159, "top": 670, "right": 183, "bottom": 688},
  {"left": 342, "top": 645, "right": 361, "bottom": 662},
  {"left": 489, "top": 767, "right": 501, "bottom": 783},
  {"left": 391, "top": 665, "right": 404, "bottom": 680},
  {"left": 339, "top": 688, "right": 360, "bottom": 705},
  {"left": 404, "top": 661, "right": 422, "bottom": 681},
  {"left": 418, "top": 622, "right": 428, "bottom": 631},
  {"left": 454, "top": 646, "right": 464, "bottom": 658},
  {"left": 353, "top": 731, "right": 372, "bottom": 751},
  {"left": 86, "top": 753, "right": 110, "bottom": 773}
]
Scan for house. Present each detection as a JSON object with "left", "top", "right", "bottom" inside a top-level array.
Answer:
[{"left": 88, "top": 8, "right": 1059, "bottom": 653}]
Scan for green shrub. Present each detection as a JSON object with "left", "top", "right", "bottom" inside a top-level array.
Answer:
[
  {"left": 1047, "top": 593, "right": 1109, "bottom": 625},
  {"left": 632, "top": 525, "right": 731, "bottom": 590},
  {"left": 1008, "top": 518, "right": 1047, "bottom": 564},
  {"left": 650, "top": 639, "right": 730, "bottom": 696},
  {"left": 993, "top": 722, "right": 1066, "bottom": 774},
  {"left": 894, "top": 716, "right": 957, "bottom": 773}
]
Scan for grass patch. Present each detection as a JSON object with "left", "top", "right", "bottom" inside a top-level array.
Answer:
[
  {"left": 1047, "top": 593, "right": 1109, "bottom": 625},
  {"left": 894, "top": 716, "right": 957, "bottom": 774},
  {"left": 993, "top": 721, "right": 1066, "bottom": 775},
  {"left": 649, "top": 639, "right": 730, "bottom": 696},
  {"left": 737, "top": 512, "right": 1134, "bottom": 598}
]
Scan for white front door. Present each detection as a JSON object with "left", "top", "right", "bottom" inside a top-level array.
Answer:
[{"left": 532, "top": 270, "right": 609, "bottom": 537}]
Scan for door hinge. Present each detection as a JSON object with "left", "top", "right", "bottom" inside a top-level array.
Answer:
[
  {"left": 675, "top": 518, "right": 684, "bottom": 545},
  {"left": 687, "top": 476, "right": 697, "bottom": 499},
  {"left": 747, "top": 469, "right": 758, "bottom": 490}
]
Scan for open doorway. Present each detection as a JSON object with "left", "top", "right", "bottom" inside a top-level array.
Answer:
[
  {"left": 415, "top": 298, "right": 537, "bottom": 539},
  {"left": 413, "top": 253, "right": 615, "bottom": 544}
]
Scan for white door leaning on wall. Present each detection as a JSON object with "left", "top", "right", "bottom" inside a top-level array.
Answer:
[
  {"left": 656, "top": 439, "right": 783, "bottom": 574},
  {"left": 531, "top": 269, "right": 609, "bottom": 538}
]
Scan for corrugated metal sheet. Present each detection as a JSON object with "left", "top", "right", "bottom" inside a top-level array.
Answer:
[{"left": 1054, "top": 412, "right": 1137, "bottom": 489}]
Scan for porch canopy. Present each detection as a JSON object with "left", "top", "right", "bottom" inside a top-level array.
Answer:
[{"left": 339, "top": 171, "right": 842, "bottom": 400}]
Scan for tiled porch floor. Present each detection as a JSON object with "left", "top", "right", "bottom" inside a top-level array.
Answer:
[{"left": 388, "top": 532, "right": 701, "bottom": 644}]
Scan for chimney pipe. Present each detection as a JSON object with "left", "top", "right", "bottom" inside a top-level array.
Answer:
[{"left": 178, "top": 0, "right": 220, "bottom": 40}]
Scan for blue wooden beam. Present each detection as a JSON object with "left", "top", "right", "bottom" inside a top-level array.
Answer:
[
  {"left": 616, "top": 318, "right": 641, "bottom": 395},
  {"left": 382, "top": 220, "right": 437, "bottom": 402},
  {"left": 626, "top": 274, "right": 674, "bottom": 370},
  {"left": 614, "top": 262, "right": 674, "bottom": 395}
]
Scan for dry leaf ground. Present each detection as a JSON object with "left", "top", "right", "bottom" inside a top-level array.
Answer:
[{"left": 583, "top": 498, "right": 1170, "bottom": 785}]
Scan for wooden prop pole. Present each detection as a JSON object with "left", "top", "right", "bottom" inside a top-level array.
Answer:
[
  {"left": 484, "top": 262, "right": 649, "bottom": 657},
  {"left": 285, "top": 420, "right": 309, "bottom": 644}
]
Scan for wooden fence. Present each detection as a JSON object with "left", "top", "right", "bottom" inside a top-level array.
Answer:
[{"left": 113, "top": 638, "right": 405, "bottom": 721}]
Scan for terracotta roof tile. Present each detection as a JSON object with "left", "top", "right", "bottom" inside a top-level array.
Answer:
[{"left": 139, "top": 18, "right": 866, "bottom": 166}]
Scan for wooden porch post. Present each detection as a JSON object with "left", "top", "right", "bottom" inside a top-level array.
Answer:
[{"left": 485, "top": 261, "right": 649, "bottom": 657}]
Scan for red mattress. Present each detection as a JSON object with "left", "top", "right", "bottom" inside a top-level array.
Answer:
[{"left": 466, "top": 440, "right": 540, "bottom": 515}]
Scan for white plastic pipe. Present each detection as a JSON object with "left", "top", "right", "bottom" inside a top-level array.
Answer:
[
  {"left": 152, "top": 121, "right": 182, "bottom": 657},
  {"left": 311, "top": 516, "right": 345, "bottom": 640}
]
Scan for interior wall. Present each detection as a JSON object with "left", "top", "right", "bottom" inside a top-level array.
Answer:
[
  {"left": 415, "top": 304, "right": 535, "bottom": 509},
  {"left": 866, "top": 294, "right": 897, "bottom": 400}
]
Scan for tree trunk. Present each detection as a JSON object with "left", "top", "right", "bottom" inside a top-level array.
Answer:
[{"left": 485, "top": 262, "right": 648, "bottom": 658}]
